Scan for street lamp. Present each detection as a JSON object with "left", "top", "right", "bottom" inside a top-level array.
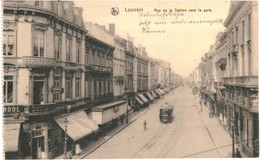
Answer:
[
  {"left": 126, "top": 97, "right": 129, "bottom": 124},
  {"left": 231, "top": 118, "right": 235, "bottom": 158},
  {"left": 64, "top": 118, "right": 68, "bottom": 159}
]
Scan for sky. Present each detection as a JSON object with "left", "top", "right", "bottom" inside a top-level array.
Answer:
[{"left": 74, "top": 1, "right": 230, "bottom": 77}]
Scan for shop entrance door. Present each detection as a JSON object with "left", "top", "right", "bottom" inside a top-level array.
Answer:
[
  {"left": 32, "top": 136, "right": 44, "bottom": 159},
  {"left": 33, "top": 80, "right": 44, "bottom": 104}
]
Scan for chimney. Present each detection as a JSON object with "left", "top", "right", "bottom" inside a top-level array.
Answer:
[{"left": 109, "top": 23, "right": 115, "bottom": 35}]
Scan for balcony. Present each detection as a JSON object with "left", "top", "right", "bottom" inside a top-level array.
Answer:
[
  {"left": 223, "top": 76, "right": 258, "bottom": 87},
  {"left": 225, "top": 91, "right": 258, "bottom": 113},
  {"left": 125, "top": 87, "right": 134, "bottom": 93},
  {"left": 115, "top": 76, "right": 124, "bottom": 82},
  {"left": 91, "top": 93, "right": 114, "bottom": 105}
]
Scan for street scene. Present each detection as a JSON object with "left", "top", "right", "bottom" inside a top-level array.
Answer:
[
  {"left": 2, "top": 0, "right": 259, "bottom": 159},
  {"left": 86, "top": 86, "right": 234, "bottom": 158}
]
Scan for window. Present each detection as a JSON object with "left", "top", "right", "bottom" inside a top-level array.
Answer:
[
  {"left": 99, "top": 81, "right": 102, "bottom": 95},
  {"left": 66, "top": 38, "right": 72, "bottom": 61},
  {"left": 3, "top": 76, "right": 13, "bottom": 103},
  {"left": 85, "top": 49, "right": 89, "bottom": 65},
  {"left": 53, "top": 77, "right": 61, "bottom": 101},
  {"left": 34, "top": 29, "right": 45, "bottom": 57},
  {"left": 85, "top": 80, "right": 89, "bottom": 97},
  {"left": 76, "top": 42, "right": 81, "bottom": 63},
  {"left": 3, "top": 34, "right": 14, "bottom": 56},
  {"left": 35, "top": 0, "right": 40, "bottom": 6},
  {"left": 54, "top": 35, "right": 61, "bottom": 60},
  {"left": 65, "top": 78, "right": 72, "bottom": 99},
  {"left": 76, "top": 78, "right": 81, "bottom": 97},
  {"left": 108, "top": 81, "right": 110, "bottom": 93}
]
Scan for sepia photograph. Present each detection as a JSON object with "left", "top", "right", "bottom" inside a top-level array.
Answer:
[{"left": 1, "top": 0, "right": 259, "bottom": 159}]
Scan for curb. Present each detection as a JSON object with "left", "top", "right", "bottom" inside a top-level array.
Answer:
[{"left": 79, "top": 99, "right": 159, "bottom": 159}]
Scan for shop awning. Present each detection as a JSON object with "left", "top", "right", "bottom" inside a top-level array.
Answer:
[
  {"left": 155, "top": 89, "right": 162, "bottom": 96},
  {"left": 55, "top": 111, "right": 98, "bottom": 141},
  {"left": 158, "top": 88, "right": 165, "bottom": 95},
  {"left": 138, "top": 94, "right": 149, "bottom": 103},
  {"left": 146, "top": 92, "right": 154, "bottom": 100},
  {"left": 135, "top": 96, "right": 144, "bottom": 105},
  {"left": 4, "top": 123, "right": 21, "bottom": 152},
  {"left": 151, "top": 91, "right": 158, "bottom": 98}
]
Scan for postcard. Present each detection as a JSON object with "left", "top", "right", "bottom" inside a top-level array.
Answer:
[{"left": 1, "top": 0, "right": 259, "bottom": 159}]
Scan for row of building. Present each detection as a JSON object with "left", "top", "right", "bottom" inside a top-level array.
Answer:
[
  {"left": 188, "top": 1, "right": 258, "bottom": 157},
  {"left": 2, "top": 1, "right": 182, "bottom": 159}
]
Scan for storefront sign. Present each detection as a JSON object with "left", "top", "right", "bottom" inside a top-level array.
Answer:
[
  {"left": 29, "top": 105, "right": 54, "bottom": 113},
  {"left": 91, "top": 65, "right": 112, "bottom": 72},
  {"left": 4, "top": 106, "right": 24, "bottom": 113},
  {"left": 24, "top": 57, "right": 56, "bottom": 67}
]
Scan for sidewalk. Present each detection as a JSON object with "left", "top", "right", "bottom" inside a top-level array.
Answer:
[
  {"left": 55, "top": 99, "right": 160, "bottom": 159},
  {"left": 193, "top": 96, "right": 247, "bottom": 158}
]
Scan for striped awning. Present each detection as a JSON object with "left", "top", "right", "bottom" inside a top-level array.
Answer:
[
  {"left": 151, "top": 91, "right": 158, "bottom": 98},
  {"left": 4, "top": 123, "right": 21, "bottom": 152},
  {"left": 146, "top": 92, "right": 154, "bottom": 100},
  {"left": 158, "top": 88, "right": 165, "bottom": 95},
  {"left": 55, "top": 111, "right": 98, "bottom": 141},
  {"left": 155, "top": 89, "right": 162, "bottom": 96},
  {"left": 135, "top": 96, "right": 143, "bottom": 105},
  {"left": 138, "top": 94, "right": 149, "bottom": 103}
]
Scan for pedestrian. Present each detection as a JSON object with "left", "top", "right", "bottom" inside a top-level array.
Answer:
[
  {"left": 199, "top": 101, "right": 203, "bottom": 112},
  {"left": 75, "top": 143, "right": 81, "bottom": 156},
  {"left": 143, "top": 120, "right": 147, "bottom": 131},
  {"left": 235, "top": 148, "right": 242, "bottom": 158}
]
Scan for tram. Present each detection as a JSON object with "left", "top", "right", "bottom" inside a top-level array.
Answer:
[{"left": 159, "top": 103, "right": 173, "bottom": 123}]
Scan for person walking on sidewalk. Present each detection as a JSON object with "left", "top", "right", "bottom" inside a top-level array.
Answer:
[
  {"left": 209, "top": 103, "right": 212, "bottom": 118},
  {"left": 199, "top": 100, "right": 203, "bottom": 112},
  {"left": 143, "top": 120, "right": 147, "bottom": 131},
  {"left": 235, "top": 148, "right": 242, "bottom": 158}
]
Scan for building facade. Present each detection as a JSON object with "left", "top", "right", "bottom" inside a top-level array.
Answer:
[
  {"left": 3, "top": 1, "right": 89, "bottom": 159},
  {"left": 125, "top": 36, "right": 135, "bottom": 107},
  {"left": 85, "top": 34, "right": 114, "bottom": 105},
  {"left": 136, "top": 47, "right": 149, "bottom": 92},
  {"left": 189, "top": 1, "right": 258, "bottom": 157},
  {"left": 223, "top": 1, "right": 258, "bottom": 157}
]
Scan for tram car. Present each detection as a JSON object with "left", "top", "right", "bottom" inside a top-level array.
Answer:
[{"left": 159, "top": 103, "right": 173, "bottom": 123}]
